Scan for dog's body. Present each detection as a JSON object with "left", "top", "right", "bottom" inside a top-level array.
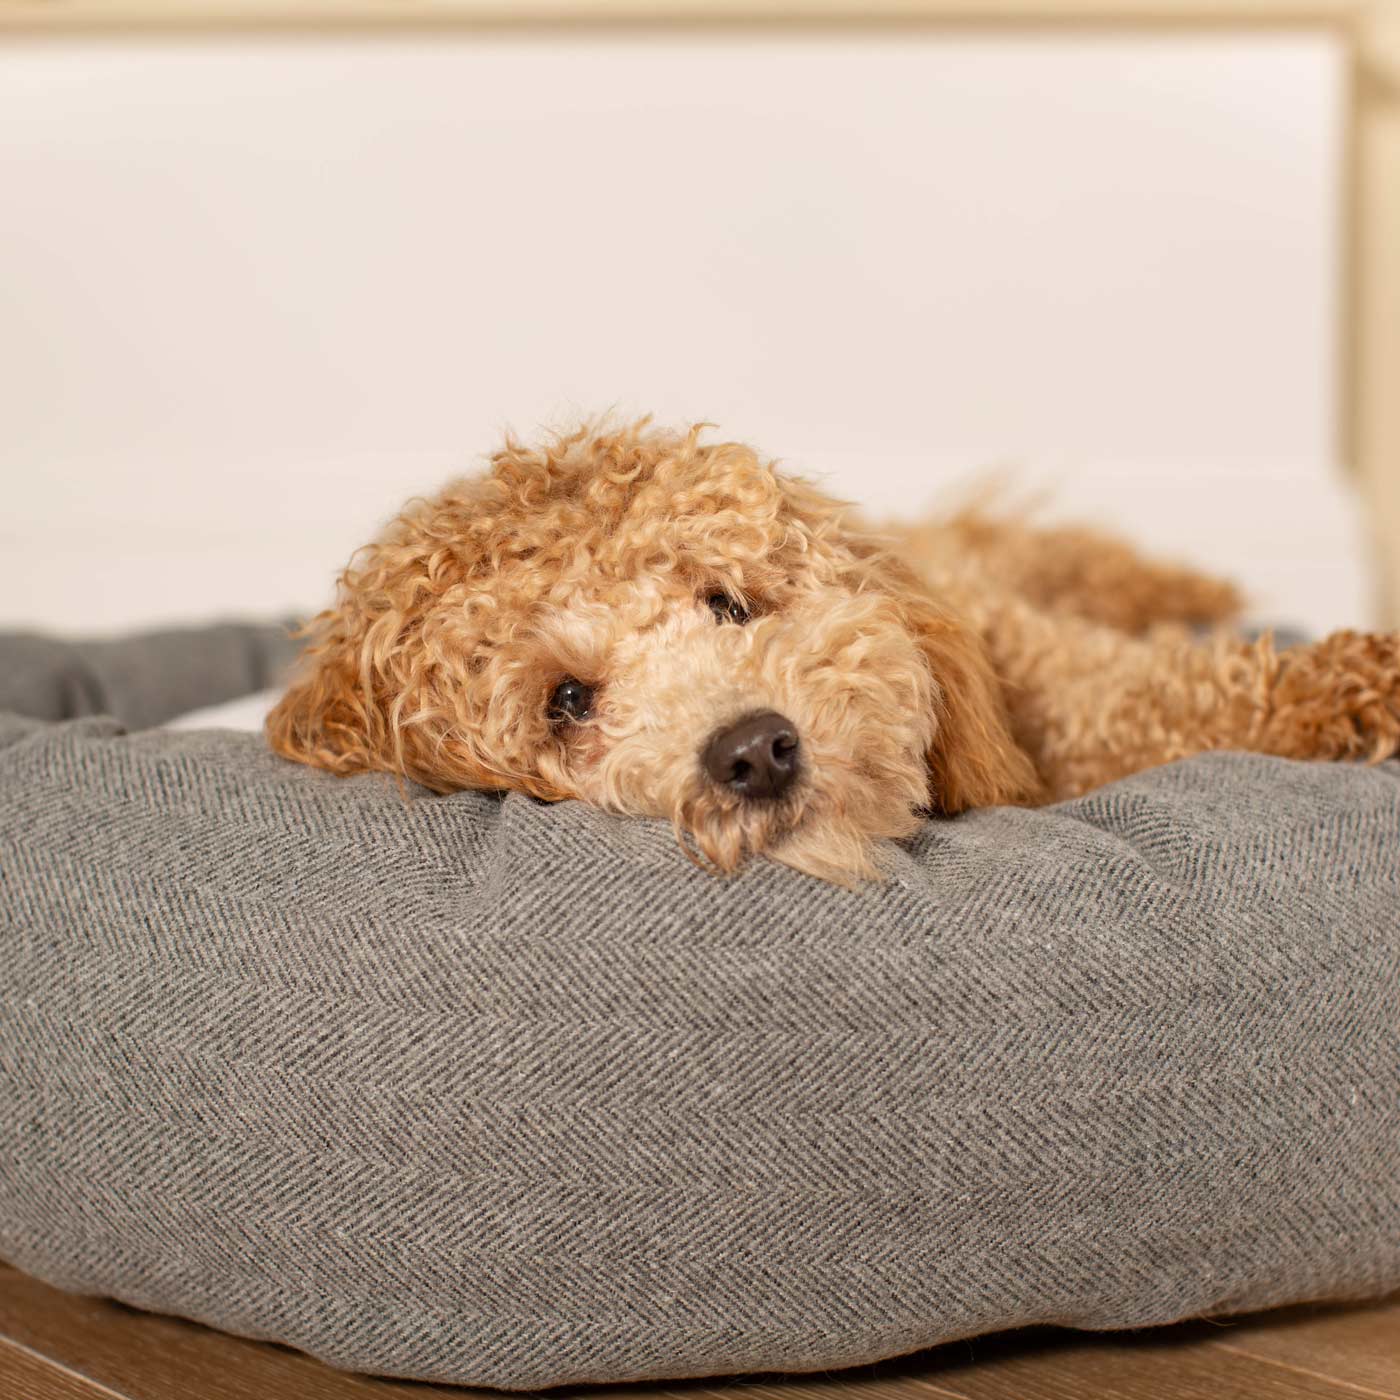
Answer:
[{"left": 269, "top": 422, "right": 1400, "bottom": 883}]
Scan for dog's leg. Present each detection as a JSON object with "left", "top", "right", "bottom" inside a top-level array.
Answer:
[
  {"left": 979, "top": 601, "right": 1400, "bottom": 800},
  {"left": 899, "top": 515, "right": 1242, "bottom": 635}
]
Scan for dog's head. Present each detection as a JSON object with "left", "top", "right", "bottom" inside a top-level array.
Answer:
[{"left": 268, "top": 423, "right": 1037, "bottom": 883}]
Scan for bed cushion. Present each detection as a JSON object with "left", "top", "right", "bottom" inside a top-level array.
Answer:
[{"left": 1, "top": 627, "right": 1398, "bottom": 1390}]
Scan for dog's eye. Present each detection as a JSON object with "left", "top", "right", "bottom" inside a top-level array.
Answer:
[
  {"left": 548, "top": 678, "right": 594, "bottom": 724},
  {"left": 706, "top": 591, "right": 750, "bottom": 626}
]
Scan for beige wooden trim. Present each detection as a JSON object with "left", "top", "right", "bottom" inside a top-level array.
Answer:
[
  {"left": 0, "top": 0, "right": 1376, "bottom": 33},
  {"left": 1352, "top": 0, "right": 1400, "bottom": 622}
]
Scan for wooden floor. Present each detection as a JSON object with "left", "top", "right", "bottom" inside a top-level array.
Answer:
[{"left": 2, "top": 1263, "right": 1398, "bottom": 1400}]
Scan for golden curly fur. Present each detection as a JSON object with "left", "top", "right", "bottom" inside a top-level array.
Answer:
[{"left": 268, "top": 420, "right": 1400, "bottom": 884}]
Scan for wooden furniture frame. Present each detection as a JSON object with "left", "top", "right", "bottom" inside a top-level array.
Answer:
[{"left": 1, "top": 0, "right": 1398, "bottom": 614}]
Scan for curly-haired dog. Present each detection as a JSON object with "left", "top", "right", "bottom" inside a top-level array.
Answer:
[{"left": 268, "top": 421, "right": 1400, "bottom": 884}]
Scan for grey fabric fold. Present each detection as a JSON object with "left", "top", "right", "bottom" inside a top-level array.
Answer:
[{"left": 0, "top": 622, "right": 300, "bottom": 730}]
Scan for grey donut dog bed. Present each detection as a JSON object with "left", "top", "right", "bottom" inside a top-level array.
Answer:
[{"left": 1, "top": 624, "right": 1398, "bottom": 1390}]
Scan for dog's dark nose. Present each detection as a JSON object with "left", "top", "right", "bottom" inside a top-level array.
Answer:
[{"left": 703, "top": 711, "right": 801, "bottom": 801}]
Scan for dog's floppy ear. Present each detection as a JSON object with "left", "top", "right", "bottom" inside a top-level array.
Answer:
[
  {"left": 858, "top": 550, "right": 1040, "bottom": 813},
  {"left": 265, "top": 602, "right": 404, "bottom": 781},
  {"left": 903, "top": 597, "right": 1041, "bottom": 812},
  {"left": 266, "top": 522, "right": 552, "bottom": 797},
  {"left": 266, "top": 522, "right": 464, "bottom": 790},
  {"left": 775, "top": 473, "right": 1039, "bottom": 814}
]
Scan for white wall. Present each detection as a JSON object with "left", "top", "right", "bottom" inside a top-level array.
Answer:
[{"left": 0, "top": 33, "right": 1356, "bottom": 636}]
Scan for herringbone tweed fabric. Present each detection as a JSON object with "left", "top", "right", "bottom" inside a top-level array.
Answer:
[{"left": 1, "top": 632, "right": 1398, "bottom": 1388}]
